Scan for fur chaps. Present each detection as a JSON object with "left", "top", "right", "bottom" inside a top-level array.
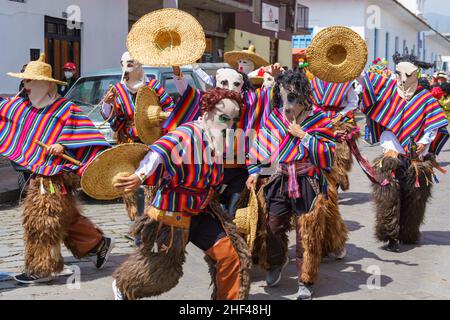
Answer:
[
  {"left": 22, "top": 174, "right": 80, "bottom": 277},
  {"left": 122, "top": 192, "right": 138, "bottom": 221},
  {"left": 113, "top": 214, "right": 187, "bottom": 300}
]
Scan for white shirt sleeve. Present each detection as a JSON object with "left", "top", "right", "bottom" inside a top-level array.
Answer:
[
  {"left": 418, "top": 128, "right": 439, "bottom": 145},
  {"left": 193, "top": 64, "right": 215, "bottom": 87},
  {"left": 340, "top": 87, "right": 359, "bottom": 115},
  {"left": 101, "top": 102, "right": 113, "bottom": 119},
  {"left": 134, "top": 151, "right": 163, "bottom": 183}
]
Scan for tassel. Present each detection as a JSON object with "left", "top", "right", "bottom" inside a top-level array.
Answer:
[
  {"left": 391, "top": 171, "right": 396, "bottom": 178},
  {"left": 433, "top": 174, "right": 439, "bottom": 184},
  {"left": 40, "top": 178, "right": 46, "bottom": 194},
  {"left": 49, "top": 180, "right": 55, "bottom": 194},
  {"left": 61, "top": 183, "right": 68, "bottom": 195}
]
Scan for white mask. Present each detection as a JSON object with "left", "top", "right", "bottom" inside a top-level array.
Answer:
[
  {"left": 237, "top": 59, "right": 255, "bottom": 74},
  {"left": 64, "top": 71, "right": 74, "bottom": 79},
  {"left": 215, "top": 68, "right": 244, "bottom": 93},
  {"left": 396, "top": 62, "right": 418, "bottom": 100},
  {"left": 262, "top": 72, "right": 275, "bottom": 90},
  {"left": 202, "top": 98, "right": 240, "bottom": 159},
  {"left": 24, "top": 80, "right": 58, "bottom": 109},
  {"left": 120, "top": 51, "right": 147, "bottom": 93}
]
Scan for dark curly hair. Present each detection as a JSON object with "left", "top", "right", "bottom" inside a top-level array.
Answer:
[
  {"left": 272, "top": 69, "right": 312, "bottom": 110},
  {"left": 200, "top": 87, "right": 243, "bottom": 113},
  {"left": 392, "top": 50, "right": 435, "bottom": 70},
  {"left": 418, "top": 77, "right": 431, "bottom": 91},
  {"left": 441, "top": 82, "right": 450, "bottom": 95}
]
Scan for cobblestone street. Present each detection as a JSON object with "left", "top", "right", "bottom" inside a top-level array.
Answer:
[{"left": 1, "top": 142, "right": 450, "bottom": 300}]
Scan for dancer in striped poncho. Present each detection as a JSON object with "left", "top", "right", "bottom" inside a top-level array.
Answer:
[
  {"left": 1, "top": 54, "right": 113, "bottom": 284},
  {"left": 100, "top": 51, "right": 176, "bottom": 222},
  {"left": 246, "top": 69, "right": 348, "bottom": 300},
  {"left": 357, "top": 52, "right": 449, "bottom": 252},
  {"left": 110, "top": 88, "right": 251, "bottom": 300}
]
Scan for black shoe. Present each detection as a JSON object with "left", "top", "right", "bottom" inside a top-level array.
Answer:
[
  {"left": 14, "top": 272, "right": 54, "bottom": 284},
  {"left": 91, "top": 237, "right": 115, "bottom": 269},
  {"left": 384, "top": 239, "right": 400, "bottom": 252}
]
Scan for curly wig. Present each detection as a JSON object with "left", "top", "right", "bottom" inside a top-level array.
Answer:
[
  {"left": 272, "top": 69, "right": 313, "bottom": 110},
  {"left": 392, "top": 50, "right": 435, "bottom": 70},
  {"left": 200, "top": 87, "right": 243, "bottom": 113}
]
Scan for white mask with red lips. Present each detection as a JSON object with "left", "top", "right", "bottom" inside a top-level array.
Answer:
[
  {"left": 237, "top": 59, "right": 255, "bottom": 74},
  {"left": 24, "top": 80, "right": 58, "bottom": 109},
  {"left": 200, "top": 98, "right": 241, "bottom": 160}
]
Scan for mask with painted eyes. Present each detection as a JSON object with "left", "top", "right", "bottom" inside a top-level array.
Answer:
[
  {"left": 23, "top": 80, "right": 57, "bottom": 109},
  {"left": 395, "top": 62, "right": 419, "bottom": 100},
  {"left": 279, "top": 86, "right": 308, "bottom": 123},
  {"left": 215, "top": 68, "right": 244, "bottom": 93},
  {"left": 262, "top": 73, "right": 275, "bottom": 89},
  {"left": 202, "top": 98, "right": 241, "bottom": 158},
  {"left": 120, "top": 51, "right": 147, "bottom": 93},
  {"left": 237, "top": 59, "right": 255, "bottom": 74}
]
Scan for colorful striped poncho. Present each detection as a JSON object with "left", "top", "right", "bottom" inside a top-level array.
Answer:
[
  {"left": 104, "top": 79, "right": 175, "bottom": 140},
  {"left": 310, "top": 77, "right": 353, "bottom": 120},
  {"left": 163, "top": 85, "right": 273, "bottom": 166},
  {"left": 361, "top": 72, "right": 449, "bottom": 154},
  {"left": 0, "top": 97, "right": 110, "bottom": 176},
  {"left": 248, "top": 106, "right": 336, "bottom": 194},
  {"left": 147, "top": 122, "right": 223, "bottom": 215}
]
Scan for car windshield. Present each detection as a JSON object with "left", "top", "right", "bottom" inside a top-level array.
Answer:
[
  {"left": 161, "top": 72, "right": 197, "bottom": 101},
  {"left": 65, "top": 75, "right": 121, "bottom": 122}
]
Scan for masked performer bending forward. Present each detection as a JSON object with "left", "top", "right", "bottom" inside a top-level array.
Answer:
[
  {"left": 246, "top": 70, "right": 348, "bottom": 300},
  {"left": 0, "top": 54, "right": 113, "bottom": 284},
  {"left": 357, "top": 52, "right": 449, "bottom": 252},
  {"left": 111, "top": 88, "right": 251, "bottom": 300}
]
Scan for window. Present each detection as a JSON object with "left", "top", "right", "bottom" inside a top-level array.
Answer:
[
  {"left": 162, "top": 72, "right": 197, "bottom": 101},
  {"left": 394, "top": 36, "right": 399, "bottom": 53},
  {"left": 403, "top": 40, "right": 407, "bottom": 54},
  {"left": 296, "top": 4, "right": 309, "bottom": 33},
  {"left": 279, "top": 4, "right": 286, "bottom": 31},
  {"left": 253, "top": 0, "right": 262, "bottom": 24},
  {"left": 374, "top": 28, "right": 379, "bottom": 60},
  {"left": 385, "top": 32, "right": 390, "bottom": 62}
]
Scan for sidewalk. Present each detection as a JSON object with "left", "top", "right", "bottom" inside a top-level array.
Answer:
[{"left": 0, "top": 166, "right": 19, "bottom": 204}]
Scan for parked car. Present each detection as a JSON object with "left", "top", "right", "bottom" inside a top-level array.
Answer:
[{"left": 64, "top": 66, "right": 202, "bottom": 145}]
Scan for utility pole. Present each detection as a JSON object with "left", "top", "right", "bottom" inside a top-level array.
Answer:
[{"left": 163, "top": 0, "right": 178, "bottom": 8}]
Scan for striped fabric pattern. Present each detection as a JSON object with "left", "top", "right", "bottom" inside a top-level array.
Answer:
[
  {"left": 148, "top": 122, "right": 223, "bottom": 215},
  {"left": 361, "top": 72, "right": 449, "bottom": 153},
  {"left": 105, "top": 80, "right": 175, "bottom": 139},
  {"left": 0, "top": 97, "right": 110, "bottom": 176},
  {"left": 248, "top": 106, "right": 336, "bottom": 176},
  {"left": 311, "top": 77, "right": 353, "bottom": 120}
]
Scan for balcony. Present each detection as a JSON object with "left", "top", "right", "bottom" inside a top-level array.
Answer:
[{"left": 181, "top": 0, "right": 252, "bottom": 13}]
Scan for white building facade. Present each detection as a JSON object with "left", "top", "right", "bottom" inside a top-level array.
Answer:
[
  {"left": 297, "top": 0, "right": 450, "bottom": 74},
  {"left": 0, "top": 0, "right": 128, "bottom": 95}
]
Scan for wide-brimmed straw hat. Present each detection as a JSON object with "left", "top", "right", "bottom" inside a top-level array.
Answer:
[
  {"left": 135, "top": 86, "right": 171, "bottom": 145},
  {"left": 81, "top": 143, "right": 149, "bottom": 200},
  {"left": 126, "top": 8, "right": 206, "bottom": 67},
  {"left": 234, "top": 187, "right": 259, "bottom": 251},
  {"left": 8, "top": 53, "right": 67, "bottom": 85},
  {"left": 225, "top": 45, "right": 269, "bottom": 70},
  {"left": 307, "top": 26, "right": 368, "bottom": 83}
]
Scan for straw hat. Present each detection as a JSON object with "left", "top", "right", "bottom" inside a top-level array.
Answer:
[
  {"left": 225, "top": 45, "right": 269, "bottom": 70},
  {"left": 135, "top": 86, "right": 171, "bottom": 145},
  {"left": 81, "top": 143, "right": 149, "bottom": 200},
  {"left": 307, "top": 26, "right": 368, "bottom": 83},
  {"left": 8, "top": 53, "right": 67, "bottom": 85},
  {"left": 233, "top": 187, "right": 259, "bottom": 251},
  {"left": 126, "top": 8, "right": 206, "bottom": 67}
]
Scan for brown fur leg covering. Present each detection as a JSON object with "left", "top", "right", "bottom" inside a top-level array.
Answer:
[
  {"left": 122, "top": 192, "right": 138, "bottom": 221},
  {"left": 299, "top": 194, "right": 326, "bottom": 284},
  {"left": 252, "top": 187, "right": 269, "bottom": 269},
  {"left": 321, "top": 179, "right": 348, "bottom": 256},
  {"left": 113, "top": 214, "right": 186, "bottom": 300},
  {"left": 372, "top": 155, "right": 402, "bottom": 242},
  {"left": 398, "top": 157, "right": 434, "bottom": 244},
  {"left": 331, "top": 122, "right": 358, "bottom": 191},
  {"left": 22, "top": 174, "right": 78, "bottom": 277},
  {"left": 208, "top": 200, "right": 252, "bottom": 300}
]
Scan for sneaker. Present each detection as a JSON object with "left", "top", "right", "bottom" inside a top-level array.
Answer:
[
  {"left": 54, "top": 264, "right": 75, "bottom": 277},
  {"left": 91, "top": 237, "right": 115, "bottom": 269},
  {"left": 112, "top": 280, "right": 125, "bottom": 300},
  {"left": 384, "top": 239, "right": 400, "bottom": 253},
  {"left": 296, "top": 282, "right": 313, "bottom": 300},
  {"left": 265, "top": 255, "right": 289, "bottom": 287},
  {"left": 328, "top": 247, "right": 347, "bottom": 260},
  {"left": 14, "top": 272, "right": 54, "bottom": 284}
]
